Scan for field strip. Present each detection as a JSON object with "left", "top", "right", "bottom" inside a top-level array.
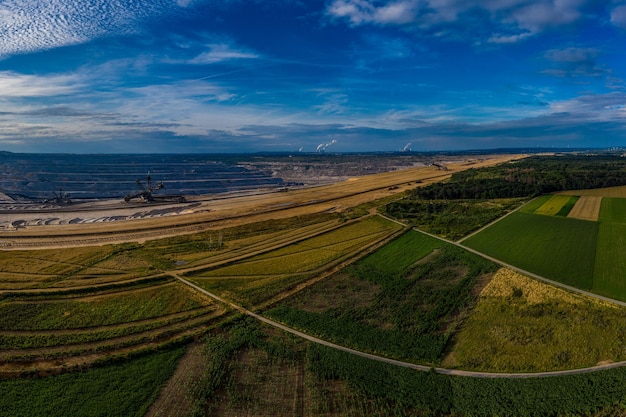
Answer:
[
  {"left": 0, "top": 309, "right": 227, "bottom": 362},
  {"left": 0, "top": 306, "right": 214, "bottom": 336},
  {"left": 0, "top": 274, "right": 170, "bottom": 295},
  {"left": 568, "top": 196, "right": 602, "bottom": 221},
  {"left": 176, "top": 216, "right": 371, "bottom": 276},
  {"left": 171, "top": 271, "right": 626, "bottom": 379}
]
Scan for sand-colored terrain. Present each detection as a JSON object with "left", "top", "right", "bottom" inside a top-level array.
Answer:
[
  {"left": 559, "top": 185, "right": 626, "bottom": 198},
  {"left": 0, "top": 154, "right": 523, "bottom": 249},
  {"left": 567, "top": 196, "right": 603, "bottom": 221}
]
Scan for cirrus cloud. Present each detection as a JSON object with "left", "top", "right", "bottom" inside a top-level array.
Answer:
[{"left": 0, "top": 0, "right": 180, "bottom": 58}]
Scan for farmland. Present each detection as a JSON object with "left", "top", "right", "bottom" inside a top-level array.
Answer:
[
  {"left": 463, "top": 191, "right": 626, "bottom": 302},
  {"left": 463, "top": 212, "right": 598, "bottom": 289},
  {"left": 599, "top": 197, "right": 626, "bottom": 223},
  {"left": 0, "top": 347, "right": 184, "bottom": 417},
  {"left": 532, "top": 194, "right": 578, "bottom": 217},
  {"left": 447, "top": 268, "right": 626, "bottom": 372},
  {"left": 6, "top": 153, "right": 626, "bottom": 415},
  {"left": 265, "top": 231, "right": 498, "bottom": 363},
  {"left": 568, "top": 196, "right": 602, "bottom": 221},
  {"left": 593, "top": 223, "right": 626, "bottom": 298},
  {"left": 186, "top": 215, "right": 403, "bottom": 308}
]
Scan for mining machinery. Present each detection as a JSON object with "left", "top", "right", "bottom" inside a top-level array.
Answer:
[
  {"left": 44, "top": 189, "right": 72, "bottom": 205},
  {"left": 124, "top": 173, "right": 186, "bottom": 203}
]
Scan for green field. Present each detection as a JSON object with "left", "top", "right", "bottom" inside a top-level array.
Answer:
[
  {"left": 593, "top": 222, "right": 626, "bottom": 298},
  {"left": 463, "top": 212, "right": 597, "bottom": 289},
  {"left": 266, "top": 231, "right": 497, "bottom": 363},
  {"left": 357, "top": 229, "right": 442, "bottom": 276},
  {"left": 0, "top": 282, "right": 209, "bottom": 331},
  {"left": 599, "top": 197, "right": 626, "bottom": 223},
  {"left": 0, "top": 348, "right": 184, "bottom": 417},
  {"left": 465, "top": 195, "right": 626, "bottom": 301},
  {"left": 519, "top": 195, "right": 552, "bottom": 214}
]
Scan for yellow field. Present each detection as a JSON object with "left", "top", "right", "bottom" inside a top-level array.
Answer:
[
  {"left": 533, "top": 195, "right": 575, "bottom": 216},
  {"left": 567, "top": 196, "right": 602, "bottom": 221},
  {"left": 446, "top": 268, "right": 626, "bottom": 372}
]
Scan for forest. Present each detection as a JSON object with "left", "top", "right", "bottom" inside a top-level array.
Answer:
[{"left": 414, "top": 155, "right": 626, "bottom": 200}]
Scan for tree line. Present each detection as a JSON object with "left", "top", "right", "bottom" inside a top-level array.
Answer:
[{"left": 414, "top": 155, "right": 626, "bottom": 200}]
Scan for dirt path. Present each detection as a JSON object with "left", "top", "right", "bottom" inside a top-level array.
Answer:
[
  {"left": 144, "top": 342, "right": 208, "bottom": 417},
  {"left": 171, "top": 247, "right": 626, "bottom": 379}
]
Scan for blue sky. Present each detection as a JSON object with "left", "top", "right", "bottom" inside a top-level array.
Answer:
[{"left": 0, "top": 0, "right": 625, "bottom": 153}]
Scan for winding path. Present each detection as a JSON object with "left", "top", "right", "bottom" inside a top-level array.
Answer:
[{"left": 170, "top": 266, "right": 626, "bottom": 379}]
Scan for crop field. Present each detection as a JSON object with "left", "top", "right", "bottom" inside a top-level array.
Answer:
[
  {"left": 593, "top": 222, "right": 626, "bottom": 299},
  {"left": 357, "top": 229, "right": 442, "bottom": 276},
  {"left": 599, "top": 197, "right": 626, "bottom": 223},
  {"left": 265, "top": 231, "right": 497, "bottom": 363},
  {"left": 0, "top": 245, "right": 156, "bottom": 290},
  {"left": 0, "top": 347, "right": 185, "bottom": 417},
  {"left": 464, "top": 193, "right": 626, "bottom": 302},
  {"left": 519, "top": 195, "right": 552, "bottom": 213},
  {"left": 559, "top": 184, "right": 626, "bottom": 198},
  {"left": 463, "top": 212, "right": 597, "bottom": 289},
  {"left": 568, "top": 196, "right": 602, "bottom": 221},
  {"left": 138, "top": 214, "right": 339, "bottom": 269},
  {"left": 0, "top": 281, "right": 209, "bottom": 331},
  {"left": 446, "top": 268, "right": 626, "bottom": 372},
  {"left": 533, "top": 194, "right": 578, "bottom": 217},
  {"left": 186, "top": 216, "right": 402, "bottom": 307}
]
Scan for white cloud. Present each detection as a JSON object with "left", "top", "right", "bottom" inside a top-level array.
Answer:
[
  {"left": 611, "top": 5, "right": 626, "bottom": 29},
  {"left": 373, "top": 1, "right": 417, "bottom": 24},
  {"left": 326, "top": 0, "right": 592, "bottom": 43},
  {"left": 189, "top": 43, "right": 260, "bottom": 64},
  {"left": 488, "top": 32, "right": 532, "bottom": 43},
  {"left": 0, "top": 0, "right": 179, "bottom": 58},
  {"left": 548, "top": 92, "right": 626, "bottom": 120},
  {"left": 326, "top": 0, "right": 377, "bottom": 25},
  {"left": 0, "top": 71, "right": 82, "bottom": 97}
]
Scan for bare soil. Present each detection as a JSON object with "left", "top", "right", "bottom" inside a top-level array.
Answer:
[{"left": 568, "top": 196, "right": 602, "bottom": 221}]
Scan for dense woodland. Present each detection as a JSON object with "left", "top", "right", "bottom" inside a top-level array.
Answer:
[{"left": 415, "top": 155, "right": 626, "bottom": 200}]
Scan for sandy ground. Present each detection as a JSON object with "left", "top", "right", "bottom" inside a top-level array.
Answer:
[{"left": 0, "top": 155, "right": 523, "bottom": 248}]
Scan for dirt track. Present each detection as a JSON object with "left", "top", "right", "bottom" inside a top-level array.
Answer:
[{"left": 0, "top": 155, "right": 521, "bottom": 249}]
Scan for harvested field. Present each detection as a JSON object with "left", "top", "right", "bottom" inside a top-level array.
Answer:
[
  {"left": 567, "top": 196, "right": 602, "bottom": 221},
  {"left": 559, "top": 185, "right": 626, "bottom": 198}
]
